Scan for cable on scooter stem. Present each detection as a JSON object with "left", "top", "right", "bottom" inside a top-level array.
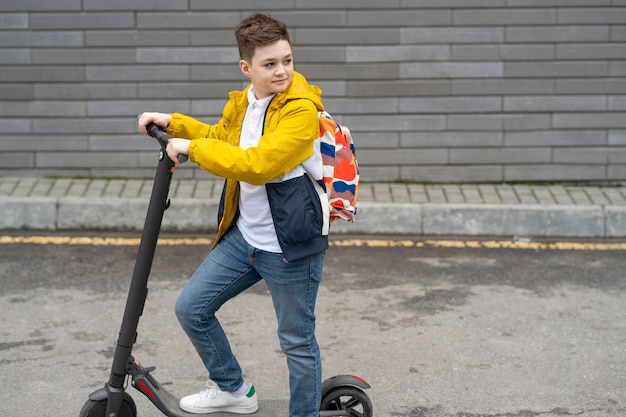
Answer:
[{"left": 146, "top": 122, "right": 188, "bottom": 163}]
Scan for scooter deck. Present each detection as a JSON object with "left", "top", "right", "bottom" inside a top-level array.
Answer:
[{"left": 154, "top": 381, "right": 289, "bottom": 417}]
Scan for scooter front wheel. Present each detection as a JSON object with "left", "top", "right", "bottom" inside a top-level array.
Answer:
[
  {"left": 320, "top": 386, "right": 373, "bottom": 417},
  {"left": 79, "top": 394, "right": 137, "bottom": 417}
]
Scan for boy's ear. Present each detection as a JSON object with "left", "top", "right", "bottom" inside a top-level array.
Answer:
[{"left": 239, "top": 59, "right": 252, "bottom": 78}]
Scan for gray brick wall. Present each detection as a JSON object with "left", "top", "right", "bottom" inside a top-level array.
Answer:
[{"left": 1, "top": 1, "right": 625, "bottom": 183}]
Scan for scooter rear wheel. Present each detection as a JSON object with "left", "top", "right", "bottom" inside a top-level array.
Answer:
[
  {"left": 320, "top": 386, "right": 373, "bottom": 417},
  {"left": 79, "top": 395, "right": 137, "bottom": 417}
]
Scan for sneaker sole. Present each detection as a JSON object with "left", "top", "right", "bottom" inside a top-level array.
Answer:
[{"left": 179, "top": 402, "right": 259, "bottom": 414}]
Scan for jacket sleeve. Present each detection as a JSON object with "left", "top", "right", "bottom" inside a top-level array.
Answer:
[
  {"left": 167, "top": 105, "right": 231, "bottom": 141},
  {"left": 188, "top": 98, "right": 319, "bottom": 185}
]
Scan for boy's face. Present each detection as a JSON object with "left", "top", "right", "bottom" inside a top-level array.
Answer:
[{"left": 239, "top": 39, "right": 293, "bottom": 99}]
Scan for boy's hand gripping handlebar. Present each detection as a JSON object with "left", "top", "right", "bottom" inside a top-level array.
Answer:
[{"left": 145, "top": 122, "right": 188, "bottom": 163}]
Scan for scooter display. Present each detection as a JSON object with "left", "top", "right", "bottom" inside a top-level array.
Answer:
[{"left": 80, "top": 124, "right": 373, "bottom": 417}]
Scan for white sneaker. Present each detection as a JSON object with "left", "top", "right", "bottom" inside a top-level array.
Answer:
[{"left": 179, "top": 381, "right": 258, "bottom": 414}]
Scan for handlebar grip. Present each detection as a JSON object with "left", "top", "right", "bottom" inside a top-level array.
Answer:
[{"left": 146, "top": 123, "right": 188, "bottom": 163}]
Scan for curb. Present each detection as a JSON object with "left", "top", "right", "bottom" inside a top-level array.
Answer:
[{"left": 3, "top": 196, "right": 626, "bottom": 238}]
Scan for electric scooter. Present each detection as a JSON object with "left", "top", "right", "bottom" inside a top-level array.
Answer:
[{"left": 80, "top": 123, "right": 372, "bottom": 417}]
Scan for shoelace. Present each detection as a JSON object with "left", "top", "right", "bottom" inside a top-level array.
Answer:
[{"left": 198, "top": 381, "right": 220, "bottom": 399}]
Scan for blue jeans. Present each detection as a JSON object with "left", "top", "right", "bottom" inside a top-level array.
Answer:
[{"left": 175, "top": 227, "right": 324, "bottom": 417}]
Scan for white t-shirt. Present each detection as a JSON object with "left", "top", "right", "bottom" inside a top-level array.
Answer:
[{"left": 236, "top": 86, "right": 323, "bottom": 253}]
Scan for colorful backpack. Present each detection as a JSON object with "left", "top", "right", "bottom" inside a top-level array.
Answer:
[{"left": 317, "top": 110, "right": 360, "bottom": 223}]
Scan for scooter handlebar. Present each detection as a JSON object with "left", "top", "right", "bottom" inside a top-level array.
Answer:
[{"left": 146, "top": 123, "right": 188, "bottom": 163}]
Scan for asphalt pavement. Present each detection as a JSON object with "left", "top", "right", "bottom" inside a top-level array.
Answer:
[{"left": 2, "top": 176, "right": 626, "bottom": 237}]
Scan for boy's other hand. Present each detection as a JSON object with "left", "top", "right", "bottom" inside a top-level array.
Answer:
[
  {"left": 166, "top": 138, "right": 190, "bottom": 164},
  {"left": 137, "top": 112, "right": 172, "bottom": 135}
]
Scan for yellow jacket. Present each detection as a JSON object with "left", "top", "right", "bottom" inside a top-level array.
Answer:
[{"left": 167, "top": 71, "right": 326, "bottom": 256}]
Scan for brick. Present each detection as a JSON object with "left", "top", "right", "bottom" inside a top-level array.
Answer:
[
  {"left": 30, "top": 13, "right": 135, "bottom": 30},
  {"left": 398, "top": 0, "right": 505, "bottom": 6},
  {"left": 612, "top": 26, "right": 626, "bottom": 41},
  {"left": 263, "top": 11, "right": 346, "bottom": 29},
  {"left": 293, "top": 46, "right": 346, "bottom": 63},
  {"left": 609, "top": 130, "right": 626, "bottom": 145},
  {"left": 348, "top": 80, "right": 450, "bottom": 97},
  {"left": 295, "top": 0, "right": 399, "bottom": 8},
  {"left": 34, "top": 83, "right": 138, "bottom": 100},
  {"left": 0, "top": 14, "right": 27, "bottom": 29},
  {"left": 32, "top": 48, "right": 135, "bottom": 65},
  {"left": 191, "top": 0, "right": 301, "bottom": 9},
  {"left": 504, "top": 165, "right": 607, "bottom": 182},
  {"left": 553, "top": 148, "right": 610, "bottom": 164},
  {"left": 86, "top": 65, "right": 189, "bottom": 82},
  {"left": 359, "top": 165, "right": 400, "bottom": 182},
  {"left": 399, "top": 96, "right": 501, "bottom": 113},
  {"left": 452, "top": 79, "right": 554, "bottom": 95},
  {"left": 344, "top": 115, "right": 445, "bottom": 132},
  {"left": 0, "top": 31, "right": 83, "bottom": 47},
  {"left": 84, "top": 0, "right": 188, "bottom": 10},
  {"left": 401, "top": 27, "right": 503, "bottom": 43},
  {"left": 32, "top": 118, "right": 136, "bottom": 134},
  {"left": 402, "top": 132, "right": 502, "bottom": 148},
  {"left": 556, "top": 78, "right": 626, "bottom": 94},
  {"left": 347, "top": 45, "right": 448, "bottom": 62},
  {"left": 294, "top": 28, "right": 399, "bottom": 45},
  {"left": 190, "top": 100, "right": 234, "bottom": 116},
  {"left": 0, "top": 152, "right": 34, "bottom": 168},
  {"left": 298, "top": 63, "right": 400, "bottom": 80},
  {"left": 450, "top": 148, "right": 550, "bottom": 164},
  {"left": 86, "top": 100, "right": 191, "bottom": 117},
  {"left": 89, "top": 135, "right": 157, "bottom": 152},
  {"left": 37, "top": 152, "right": 137, "bottom": 169},
  {"left": 0, "top": 101, "right": 85, "bottom": 117},
  {"left": 0, "top": 135, "right": 87, "bottom": 151},
  {"left": 401, "top": 62, "right": 503, "bottom": 78},
  {"left": 504, "top": 96, "right": 606, "bottom": 112},
  {"left": 137, "top": 47, "right": 240, "bottom": 64},
  {"left": 0, "top": 0, "right": 80, "bottom": 11},
  {"left": 558, "top": 8, "right": 626, "bottom": 25},
  {"left": 352, "top": 132, "right": 400, "bottom": 149},
  {"left": 322, "top": 98, "right": 398, "bottom": 114},
  {"left": 347, "top": 10, "right": 450, "bottom": 27},
  {"left": 504, "top": 61, "right": 608, "bottom": 78},
  {"left": 86, "top": 30, "right": 191, "bottom": 47},
  {"left": 504, "top": 115, "right": 551, "bottom": 131},
  {"left": 0, "top": 65, "right": 85, "bottom": 82},
  {"left": 448, "top": 114, "right": 550, "bottom": 131},
  {"left": 136, "top": 12, "right": 240, "bottom": 29},
  {"left": 505, "top": 130, "right": 607, "bottom": 147},
  {"left": 451, "top": 44, "right": 554, "bottom": 61},
  {"left": 402, "top": 165, "right": 503, "bottom": 182},
  {"left": 609, "top": 96, "right": 626, "bottom": 111},
  {"left": 610, "top": 61, "right": 626, "bottom": 76},
  {"left": 0, "top": 48, "right": 29, "bottom": 64},
  {"left": 138, "top": 82, "right": 240, "bottom": 99},
  {"left": 506, "top": 26, "right": 609, "bottom": 43},
  {"left": 0, "top": 119, "right": 31, "bottom": 134},
  {"left": 358, "top": 148, "right": 447, "bottom": 165},
  {"left": 557, "top": 43, "right": 626, "bottom": 59},
  {"left": 0, "top": 84, "right": 33, "bottom": 100},
  {"left": 452, "top": 9, "right": 557, "bottom": 25},
  {"left": 508, "top": 0, "right": 611, "bottom": 5},
  {"left": 553, "top": 113, "right": 626, "bottom": 129}
]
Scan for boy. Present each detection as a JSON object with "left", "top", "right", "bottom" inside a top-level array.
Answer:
[{"left": 137, "top": 13, "right": 327, "bottom": 417}]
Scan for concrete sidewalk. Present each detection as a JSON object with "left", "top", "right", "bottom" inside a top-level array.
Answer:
[{"left": 2, "top": 176, "right": 626, "bottom": 237}]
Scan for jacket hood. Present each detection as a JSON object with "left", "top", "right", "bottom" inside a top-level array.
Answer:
[{"left": 283, "top": 71, "right": 324, "bottom": 111}]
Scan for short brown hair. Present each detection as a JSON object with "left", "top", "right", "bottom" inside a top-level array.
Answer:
[{"left": 234, "top": 13, "right": 291, "bottom": 62}]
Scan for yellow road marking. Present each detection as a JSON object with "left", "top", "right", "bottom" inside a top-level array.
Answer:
[{"left": 1, "top": 235, "right": 626, "bottom": 251}]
